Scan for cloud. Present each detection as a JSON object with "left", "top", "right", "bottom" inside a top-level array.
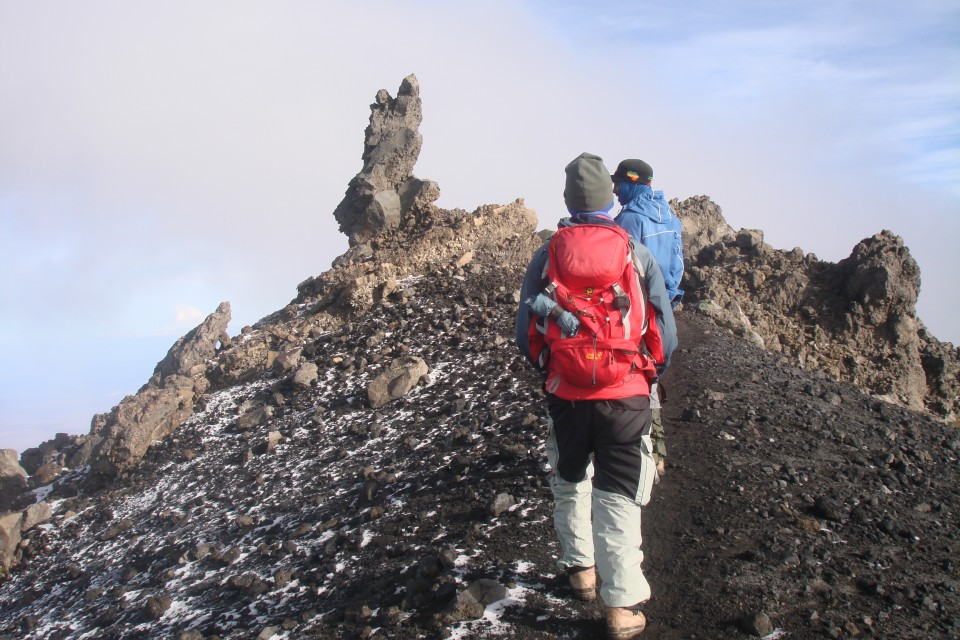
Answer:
[{"left": 0, "top": 0, "right": 958, "bottom": 455}]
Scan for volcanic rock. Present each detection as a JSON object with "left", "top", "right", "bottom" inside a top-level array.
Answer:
[
  {"left": 86, "top": 302, "right": 231, "bottom": 477},
  {"left": 0, "top": 511, "right": 23, "bottom": 569},
  {"left": 367, "top": 355, "right": 429, "bottom": 408},
  {"left": 676, "top": 197, "right": 959, "bottom": 419},
  {"left": 333, "top": 74, "right": 440, "bottom": 246},
  {"left": 0, "top": 450, "right": 27, "bottom": 510}
]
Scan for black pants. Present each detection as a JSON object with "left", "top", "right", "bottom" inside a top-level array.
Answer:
[{"left": 546, "top": 394, "right": 651, "bottom": 500}]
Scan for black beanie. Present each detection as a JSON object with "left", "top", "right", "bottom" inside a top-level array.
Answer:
[
  {"left": 564, "top": 152, "right": 614, "bottom": 213},
  {"left": 611, "top": 159, "right": 654, "bottom": 184}
]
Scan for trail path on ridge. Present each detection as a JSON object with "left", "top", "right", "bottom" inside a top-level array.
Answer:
[{"left": 482, "top": 311, "right": 958, "bottom": 639}]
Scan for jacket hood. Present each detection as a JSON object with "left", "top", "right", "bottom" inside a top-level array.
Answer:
[{"left": 618, "top": 184, "right": 673, "bottom": 224}]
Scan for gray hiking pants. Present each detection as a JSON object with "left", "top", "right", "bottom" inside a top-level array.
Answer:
[{"left": 545, "top": 395, "right": 657, "bottom": 607}]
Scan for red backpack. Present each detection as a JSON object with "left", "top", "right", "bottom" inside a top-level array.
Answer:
[{"left": 529, "top": 223, "right": 662, "bottom": 400}]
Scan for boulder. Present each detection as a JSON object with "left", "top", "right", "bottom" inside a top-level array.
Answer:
[
  {"left": 367, "top": 356, "right": 429, "bottom": 408},
  {"left": 0, "top": 450, "right": 28, "bottom": 511},
  {"left": 21, "top": 502, "right": 52, "bottom": 532},
  {"left": 273, "top": 347, "right": 303, "bottom": 373},
  {"left": 237, "top": 406, "right": 275, "bottom": 432},
  {"left": 832, "top": 231, "right": 926, "bottom": 410},
  {"left": 442, "top": 578, "right": 509, "bottom": 623},
  {"left": 0, "top": 510, "right": 23, "bottom": 569},
  {"left": 292, "top": 362, "right": 319, "bottom": 388},
  {"left": 676, "top": 195, "right": 735, "bottom": 258}
]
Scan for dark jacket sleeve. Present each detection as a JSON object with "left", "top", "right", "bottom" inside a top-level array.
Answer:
[
  {"left": 515, "top": 242, "right": 549, "bottom": 366},
  {"left": 631, "top": 240, "right": 678, "bottom": 369}
]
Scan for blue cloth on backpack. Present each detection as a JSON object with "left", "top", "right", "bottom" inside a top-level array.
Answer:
[{"left": 525, "top": 293, "right": 580, "bottom": 336}]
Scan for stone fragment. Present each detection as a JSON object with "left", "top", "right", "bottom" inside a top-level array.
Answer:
[
  {"left": 739, "top": 611, "right": 774, "bottom": 636},
  {"left": 455, "top": 251, "right": 474, "bottom": 268},
  {"left": 367, "top": 356, "right": 429, "bottom": 408},
  {"left": 266, "top": 431, "right": 282, "bottom": 452},
  {"left": 237, "top": 406, "right": 275, "bottom": 431},
  {"left": 21, "top": 502, "right": 52, "bottom": 532},
  {"left": 143, "top": 593, "right": 172, "bottom": 620},
  {"left": 274, "top": 348, "right": 303, "bottom": 373},
  {"left": 0, "top": 511, "right": 24, "bottom": 569},
  {"left": 292, "top": 362, "right": 319, "bottom": 388},
  {"left": 487, "top": 493, "right": 516, "bottom": 517}
]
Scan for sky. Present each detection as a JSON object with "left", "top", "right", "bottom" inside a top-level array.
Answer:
[{"left": 1, "top": 0, "right": 958, "bottom": 454}]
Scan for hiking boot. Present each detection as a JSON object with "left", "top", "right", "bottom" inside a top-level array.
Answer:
[
  {"left": 567, "top": 565, "right": 597, "bottom": 601},
  {"left": 606, "top": 605, "right": 647, "bottom": 639}
]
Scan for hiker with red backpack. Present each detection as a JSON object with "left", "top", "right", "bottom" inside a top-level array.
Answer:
[
  {"left": 515, "top": 153, "right": 677, "bottom": 640},
  {"left": 612, "top": 159, "right": 684, "bottom": 481}
]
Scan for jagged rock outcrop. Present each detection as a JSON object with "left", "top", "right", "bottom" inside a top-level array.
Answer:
[
  {"left": 86, "top": 302, "right": 232, "bottom": 477},
  {"left": 19, "top": 304, "right": 233, "bottom": 482},
  {"left": 19, "top": 432, "right": 76, "bottom": 476},
  {"left": 678, "top": 195, "right": 736, "bottom": 258},
  {"left": 212, "top": 78, "right": 540, "bottom": 390},
  {"left": 676, "top": 196, "right": 959, "bottom": 420},
  {"left": 920, "top": 325, "right": 960, "bottom": 419},
  {"left": 831, "top": 232, "right": 927, "bottom": 410},
  {"left": 151, "top": 301, "right": 232, "bottom": 384},
  {"left": 333, "top": 74, "right": 440, "bottom": 246}
]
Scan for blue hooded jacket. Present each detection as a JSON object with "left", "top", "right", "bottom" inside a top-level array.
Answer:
[{"left": 615, "top": 183, "right": 684, "bottom": 307}]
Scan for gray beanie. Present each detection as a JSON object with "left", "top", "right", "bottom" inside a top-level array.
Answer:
[{"left": 564, "top": 152, "right": 614, "bottom": 213}]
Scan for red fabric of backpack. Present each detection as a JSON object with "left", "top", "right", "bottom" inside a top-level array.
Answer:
[{"left": 531, "top": 223, "right": 657, "bottom": 400}]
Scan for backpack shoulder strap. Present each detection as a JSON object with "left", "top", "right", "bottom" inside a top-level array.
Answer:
[{"left": 628, "top": 239, "right": 646, "bottom": 279}]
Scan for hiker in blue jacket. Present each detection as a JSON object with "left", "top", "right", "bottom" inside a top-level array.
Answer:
[
  {"left": 516, "top": 153, "right": 677, "bottom": 640},
  {"left": 612, "top": 159, "right": 684, "bottom": 481},
  {"left": 612, "top": 159, "right": 683, "bottom": 309}
]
